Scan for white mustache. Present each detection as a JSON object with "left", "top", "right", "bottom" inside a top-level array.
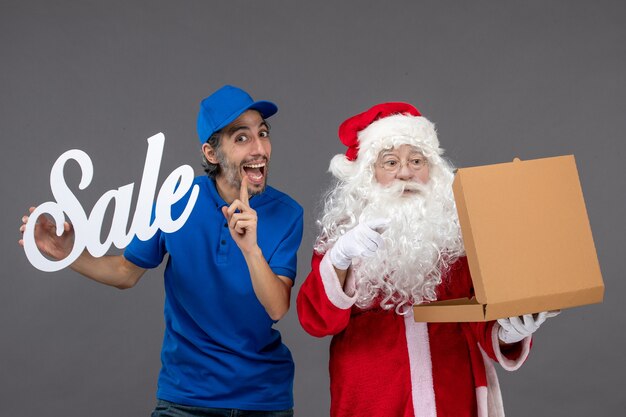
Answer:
[{"left": 381, "top": 181, "right": 428, "bottom": 196}]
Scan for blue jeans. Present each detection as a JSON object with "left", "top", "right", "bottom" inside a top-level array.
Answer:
[{"left": 151, "top": 400, "right": 294, "bottom": 417}]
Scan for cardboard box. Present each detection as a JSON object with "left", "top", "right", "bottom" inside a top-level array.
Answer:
[{"left": 412, "top": 155, "right": 604, "bottom": 322}]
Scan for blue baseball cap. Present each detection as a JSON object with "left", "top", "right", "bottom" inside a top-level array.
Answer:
[{"left": 196, "top": 85, "right": 278, "bottom": 144}]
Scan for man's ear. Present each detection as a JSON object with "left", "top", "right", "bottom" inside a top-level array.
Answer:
[{"left": 202, "top": 143, "right": 219, "bottom": 164}]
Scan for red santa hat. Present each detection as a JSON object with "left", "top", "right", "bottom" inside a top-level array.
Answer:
[
  {"left": 330, "top": 102, "right": 441, "bottom": 179},
  {"left": 339, "top": 102, "right": 423, "bottom": 161}
]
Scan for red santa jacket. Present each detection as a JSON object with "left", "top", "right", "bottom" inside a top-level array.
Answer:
[{"left": 297, "top": 252, "right": 532, "bottom": 417}]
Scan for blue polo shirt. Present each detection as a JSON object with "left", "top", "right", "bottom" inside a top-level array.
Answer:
[{"left": 124, "top": 176, "right": 303, "bottom": 411}]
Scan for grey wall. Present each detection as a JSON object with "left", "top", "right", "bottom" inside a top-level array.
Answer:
[{"left": 2, "top": 1, "right": 624, "bottom": 416}]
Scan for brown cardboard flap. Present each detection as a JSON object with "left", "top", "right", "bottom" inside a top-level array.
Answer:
[
  {"left": 413, "top": 285, "right": 604, "bottom": 323},
  {"left": 483, "top": 286, "right": 604, "bottom": 321},
  {"left": 412, "top": 297, "right": 486, "bottom": 323},
  {"left": 413, "top": 155, "right": 604, "bottom": 322}
]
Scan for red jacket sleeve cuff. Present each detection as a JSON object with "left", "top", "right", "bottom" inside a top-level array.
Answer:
[
  {"left": 320, "top": 252, "right": 358, "bottom": 310},
  {"left": 492, "top": 322, "right": 532, "bottom": 371}
]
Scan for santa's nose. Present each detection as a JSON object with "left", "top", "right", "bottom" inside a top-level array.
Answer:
[{"left": 395, "top": 164, "right": 413, "bottom": 180}]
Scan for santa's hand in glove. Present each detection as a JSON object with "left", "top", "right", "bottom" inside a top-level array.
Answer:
[
  {"left": 497, "top": 311, "right": 560, "bottom": 344},
  {"left": 328, "top": 218, "right": 390, "bottom": 270}
]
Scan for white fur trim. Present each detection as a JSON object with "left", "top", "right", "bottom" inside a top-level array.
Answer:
[
  {"left": 343, "top": 267, "right": 357, "bottom": 297},
  {"left": 492, "top": 323, "right": 532, "bottom": 371},
  {"left": 404, "top": 313, "right": 437, "bottom": 417},
  {"left": 358, "top": 114, "right": 439, "bottom": 158},
  {"left": 320, "top": 253, "right": 358, "bottom": 310},
  {"left": 479, "top": 346, "right": 505, "bottom": 417},
  {"left": 330, "top": 114, "right": 442, "bottom": 182},
  {"left": 329, "top": 154, "right": 357, "bottom": 181},
  {"left": 476, "top": 386, "right": 489, "bottom": 417}
]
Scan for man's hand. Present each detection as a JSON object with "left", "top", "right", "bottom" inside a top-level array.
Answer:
[
  {"left": 222, "top": 177, "right": 259, "bottom": 254},
  {"left": 497, "top": 311, "right": 560, "bottom": 344},
  {"left": 328, "top": 218, "right": 390, "bottom": 270},
  {"left": 19, "top": 207, "right": 146, "bottom": 289},
  {"left": 19, "top": 206, "right": 75, "bottom": 261}
]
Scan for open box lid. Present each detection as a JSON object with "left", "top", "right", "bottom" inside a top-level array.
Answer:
[{"left": 413, "top": 155, "right": 604, "bottom": 322}]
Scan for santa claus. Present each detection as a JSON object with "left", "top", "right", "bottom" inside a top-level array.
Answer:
[{"left": 297, "top": 102, "right": 557, "bottom": 417}]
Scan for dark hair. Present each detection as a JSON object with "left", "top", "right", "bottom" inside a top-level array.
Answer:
[{"left": 201, "top": 131, "right": 222, "bottom": 178}]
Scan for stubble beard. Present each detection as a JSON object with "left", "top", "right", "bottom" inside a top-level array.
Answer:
[{"left": 216, "top": 148, "right": 269, "bottom": 197}]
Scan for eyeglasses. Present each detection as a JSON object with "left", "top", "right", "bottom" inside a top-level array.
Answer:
[{"left": 377, "top": 156, "right": 428, "bottom": 173}]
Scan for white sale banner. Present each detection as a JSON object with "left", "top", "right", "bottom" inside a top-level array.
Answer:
[{"left": 23, "top": 133, "right": 199, "bottom": 272}]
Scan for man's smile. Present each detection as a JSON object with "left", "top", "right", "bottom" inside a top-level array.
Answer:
[{"left": 242, "top": 160, "right": 267, "bottom": 185}]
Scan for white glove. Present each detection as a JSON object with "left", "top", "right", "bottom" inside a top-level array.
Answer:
[
  {"left": 328, "top": 218, "right": 390, "bottom": 270},
  {"left": 497, "top": 311, "right": 560, "bottom": 344}
]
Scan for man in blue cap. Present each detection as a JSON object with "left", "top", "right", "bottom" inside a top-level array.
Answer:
[{"left": 19, "top": 85, "right": 303, "bottom": 416}]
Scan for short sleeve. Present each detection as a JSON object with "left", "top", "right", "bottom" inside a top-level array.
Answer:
[
  {"left": 123, "top": 228, "right": 166, "bottom": 269},
  {"left": 268, "top": 209, "right": 303, "bottom": 280}
]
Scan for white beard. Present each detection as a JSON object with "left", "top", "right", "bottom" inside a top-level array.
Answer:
[{"left": 352, "top": 180, "right": 464, "bottom": 314}]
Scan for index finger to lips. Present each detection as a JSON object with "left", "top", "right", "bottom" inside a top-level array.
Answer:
[{"left": 240, "top": 176, "right": 249, "bottom": 205}]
